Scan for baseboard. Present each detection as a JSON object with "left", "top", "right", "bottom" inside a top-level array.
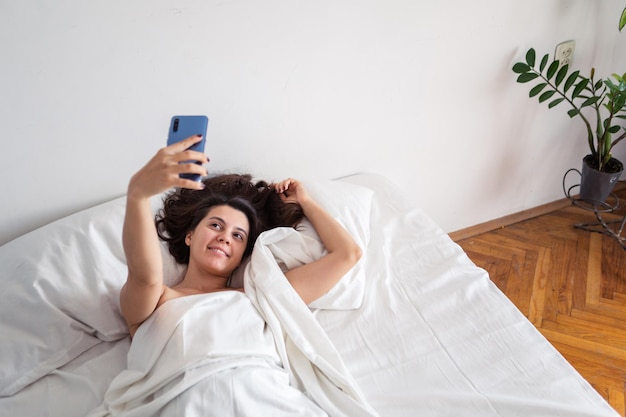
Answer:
[{"left": 448, "top": 181, "right": 626, "bottom": 242}]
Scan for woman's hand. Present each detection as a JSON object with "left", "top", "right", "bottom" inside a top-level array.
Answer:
[
  {"left": 127, "top": 135, "right": 209, "bottom": 200},
  {"left": 274, "top": 178, "right": 310, "bottom": 205}
]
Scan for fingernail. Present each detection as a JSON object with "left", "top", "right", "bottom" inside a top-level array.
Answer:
[{"left": 196, "top": 134, "right": 203, "bottom": 137}]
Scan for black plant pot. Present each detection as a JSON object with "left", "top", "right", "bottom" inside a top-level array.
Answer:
[{"left": 580, "top": 154, "right": 623, "bottom": 203}]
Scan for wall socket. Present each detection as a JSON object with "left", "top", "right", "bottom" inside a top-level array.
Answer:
[{"left": 555, "top": 40, "right": 575, "bottom": 68}]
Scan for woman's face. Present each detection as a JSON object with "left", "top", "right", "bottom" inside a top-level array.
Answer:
[{"left": 185, "top": 205, "right": 250, "bottom": 277}]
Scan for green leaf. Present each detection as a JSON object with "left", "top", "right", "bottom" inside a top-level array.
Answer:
[
  {"left": 548, "top": 98, "right": 565, "bottom": 108},
  {"left": 581, "top": 96, "right": 601, "bottom": 107},
  {"left": 563, "top": 71, "right": 580, "bottom": 92},
  {"left": 529, "top": 83, "right": 548, "bottom": 97},
  {"left": 613, "top": 99, "right": 625, "bottom": 113},
  {"left": 609, "top": 125, "right": 621, "bottom": 134},
  {"left": 612, "top": 72, "right": 625, "bottom": 84},
  {"left": 525, "top": 48, "right": 536, "bottom": 66},
  {"left": 539, "top": 54, "right": 550, "bottom": 72},
  {"left": 605, "top": 78, "right": 626, "bottom": 96},
  {"left": 572, "top": 79, "right": 589, "bottom": 98},
  {"left": 620, "top": 7, "right": 626, "bottom": 31},
  {"left": 546, "top": 60, "right": 560, "bottom": 80},
  {"left": 568, "top": 109, "right": 580, "bottom": 117},
  {"left": 512, "top": 63, "right": 531, "bottom": 73},
  {"left": 555, "top": 65, "right": 569, "bottom": 87},
  {"left": 539, "top": 90, "right": 556, "bottom": 103},
  {"left": 517, "top": 73, "right": 539, "bottom": 83}
]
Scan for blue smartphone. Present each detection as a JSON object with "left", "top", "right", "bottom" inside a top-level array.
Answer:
[{"left": 166, "top": 115, "right": 209, "bottom": 181}]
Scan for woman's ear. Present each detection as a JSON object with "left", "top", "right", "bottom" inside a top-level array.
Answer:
[{"left": 185, "top": 232, "right": 193, "bottom": 246}]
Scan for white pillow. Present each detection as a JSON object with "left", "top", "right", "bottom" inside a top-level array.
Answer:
[
  {"left": 0, "top": 194, "right": 184, "bottom": 397},
  {"left": 0, "top": 197, "right": 128, "bottom": 396}
]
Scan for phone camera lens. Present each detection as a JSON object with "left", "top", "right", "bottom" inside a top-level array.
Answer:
[{"left": 173, "top": 118, "right": 180, "bottom": 132}]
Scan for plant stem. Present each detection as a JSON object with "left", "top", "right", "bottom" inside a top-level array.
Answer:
[{"left": 588, "top": 73, "right": 608, "bottom": 168}]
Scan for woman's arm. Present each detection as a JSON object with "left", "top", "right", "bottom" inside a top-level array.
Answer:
[
  {"left": 275, "top": 179, "right": 362, "bottom": 304},
  {"left": 120, "top": 135, "right": 208, "bottom": 334}
]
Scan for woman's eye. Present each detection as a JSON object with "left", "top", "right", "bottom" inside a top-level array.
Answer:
[
  {"left": 210, "top": 223, "right": 222, "bottom": 230},
  {"left": 233, "top": 233, "right": 244, "bottom": 241}
]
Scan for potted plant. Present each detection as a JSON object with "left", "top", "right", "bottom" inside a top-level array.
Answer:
[{"left": 512, "top": 48, "right": 626, "bottom": 202}]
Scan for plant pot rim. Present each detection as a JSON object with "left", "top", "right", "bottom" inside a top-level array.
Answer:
[{"left": 583, "top": 154, "right": 624, "bottom": 174}]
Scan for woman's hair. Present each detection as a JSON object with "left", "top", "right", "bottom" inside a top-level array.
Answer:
[{"left": 155, "top": 174, "right": 304, "bottom": 265}]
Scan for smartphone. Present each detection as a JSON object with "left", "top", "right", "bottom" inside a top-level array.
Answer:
[{"left": 166, "top": 115, "right": 209, "bottom": 181}]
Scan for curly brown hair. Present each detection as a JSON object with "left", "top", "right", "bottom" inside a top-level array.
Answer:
[{"left": 155, "top": 174, "right": 304, "bottom": 264}]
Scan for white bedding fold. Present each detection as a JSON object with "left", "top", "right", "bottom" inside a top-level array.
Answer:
[{"left": 244, "top": 227, "right": 379, "bottom": 417}]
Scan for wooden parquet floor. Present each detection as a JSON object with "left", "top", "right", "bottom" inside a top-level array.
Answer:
[{"left": 455, "top": 191, "right": 626, "bottom": 416}]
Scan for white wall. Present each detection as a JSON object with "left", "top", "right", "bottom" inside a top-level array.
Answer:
[{"left": 1, "top": 0, "right": 625, "bottom": 245}]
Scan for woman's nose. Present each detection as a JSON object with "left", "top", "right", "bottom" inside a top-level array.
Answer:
[{"left": 217, "top": 234, "right": 230, "bottom": 244}]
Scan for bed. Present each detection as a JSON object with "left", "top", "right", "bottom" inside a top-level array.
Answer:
[{"left": 0, "top": 173, "right": 619, "bottom": 417}]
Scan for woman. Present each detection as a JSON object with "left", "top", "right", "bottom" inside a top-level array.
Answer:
[
  {"left": 122, "top": 134, "right": 361, "bottom": 335},
  {"left": 90, "top": 134, "right": 363, "bottom": 416}
]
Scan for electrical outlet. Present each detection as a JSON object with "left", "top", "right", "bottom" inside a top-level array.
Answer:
[{"left": 555, "top": 40, "right": 575, "bottom": 68}]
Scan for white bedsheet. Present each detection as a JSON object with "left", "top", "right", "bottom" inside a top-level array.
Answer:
[
  {"left": 0, "top": 173, "right": 619, "bottom": 417},
  {"left": 320, "top": 174, "right": 619, "bottom": 417}
]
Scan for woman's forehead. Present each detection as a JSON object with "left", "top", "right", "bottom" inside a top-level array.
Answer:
[{"left": 204, "top": 205, "right": 249, "bottom": 230}]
